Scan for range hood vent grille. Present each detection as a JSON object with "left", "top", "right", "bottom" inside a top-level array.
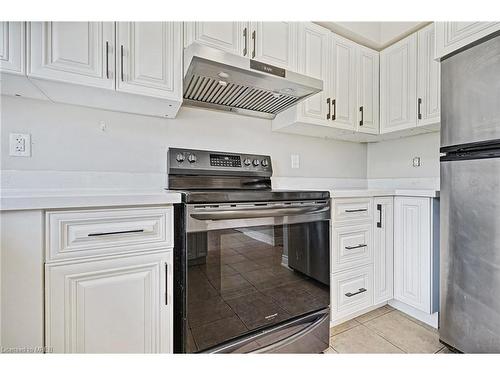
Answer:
[{"left": 184, "top": 74, "right": 298, "bottom": 115}]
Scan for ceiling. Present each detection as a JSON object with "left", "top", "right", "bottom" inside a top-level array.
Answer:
[{"left": 315, "top": 21, "right": 431, "bottom": 50}]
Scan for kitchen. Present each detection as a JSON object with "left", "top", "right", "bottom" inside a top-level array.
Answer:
[{"left": 1, "top": 0, "right": 500, "bottom": 372}]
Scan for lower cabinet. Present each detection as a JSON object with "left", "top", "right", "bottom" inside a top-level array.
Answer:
[
  {"left": 46, "top": 251, "right": 173, "bottom": 353},
  {"left": 373, "top": 197, "right": 394, "bottom": 305}
]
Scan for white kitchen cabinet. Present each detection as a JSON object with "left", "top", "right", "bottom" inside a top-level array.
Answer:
[
  {"left": 28, "top": 22, "right": 115, "bottom": 89},
  {"left": 417, "top": 23, "right": 440, "bottom": 127},
  {"left": 373, "top": 197, "right": 394, "bottom": 305},
  {"left": 380, "top": 34, "right": 417, "bottom": 134},
  {"left": 250, "top": 22, "right": 298, "bottom": 70},
  {"left": 435, "top": 22, "right": 500, "bottom": 60},
  {"left": 46, "top": 251, "right": 173, "bottom": 353},
  {"left": 330, "top": 34, "right": 357, "bottom": 131},
  {"left": 183, "top": 22, "right": 247, "bottom": 57},
  {"left": 357, "top": 46, "right": 379, "bottom": 134},
  {"left": 116, "top": 22, "right": 182, "bottom": 100},
  {"left": 393, "top": 197, "right": 431, "bottom": 313},
  {"left": 0, "top": 21, "right": 25, "bottom": 74}
]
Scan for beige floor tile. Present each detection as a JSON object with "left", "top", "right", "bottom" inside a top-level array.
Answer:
[
  {"left": 365, "top": 311, "right": 444, "bottom": 353},
  {"left": 323, "top": 346, "right": 338, "bottom": 354},
  {"left": 330, "top": 319, "right": 360, "bottom": 337},
  {"left": 331, "top": 325, "right": 404, "bottom": 353},
  {"left": 355, "top": 306, "right": 393, "bottom": 323},
  {"left": 436, "top": 346, "right": 456, "bottom": 354}
]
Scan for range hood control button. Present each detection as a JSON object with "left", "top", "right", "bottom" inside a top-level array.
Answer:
[
  {"left": 176, "top": 153, "right": 185, "bottom": 163},
  {"left": 252, "top": 159, "right": 260, "bottom": 167},
  {"left": 187, "top": 154, "right": 197, "bottom": 163},
  {"left": 243, "top": 158, "right": 252, "bottom": 166}
]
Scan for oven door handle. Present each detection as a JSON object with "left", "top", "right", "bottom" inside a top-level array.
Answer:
[{"left": 190, "top": 202, "right": 330, "bottom": 221}]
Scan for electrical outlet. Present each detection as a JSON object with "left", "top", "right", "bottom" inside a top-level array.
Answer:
[
  {"left": 291, "top": 154, "right": 300, "bottom": 169},
  {"left": 9, "top": 133, "right": 31, "bottom": 157},
  {"left": 412, "top": 156, "right": 421, "bottom": 167}
]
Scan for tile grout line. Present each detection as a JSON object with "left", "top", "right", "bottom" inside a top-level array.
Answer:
[{"left": 357, "top": 319, "right": 408, "bottom": 353}]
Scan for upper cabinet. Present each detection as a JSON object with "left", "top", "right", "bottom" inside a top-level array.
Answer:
[
  {"left": 250, "top": 22, "right": 298, "bottom": 71},
  {"left": 380, "top": 34, "right": 417, "bottom": 134},
  {"left": 0, "top": 21, "right": 25, "bottom": 74},
  {"left": 417, "top": 24, "right": 440, "bottom": 127},
  {"left": 330, "top": 35, "right": 357, "bottom": 131},
  {"left": 435, "top": 22, "right": 500, "bottom": 60},
  {"left": 184, "top": 22, "right": 247, "bottom": 56},
  {"left": 29, "top": 22, "right": 116, "bottom": 90},
  {"left": 116, "top": 22, "right": 182, "bottom": 100},
  {"left": 357, "top": 46, "right": 379, "bottom": 134}
]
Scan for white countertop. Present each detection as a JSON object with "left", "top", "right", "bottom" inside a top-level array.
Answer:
[
  {"left": 0, "top": 188, "right": 182, "bottom": 211},
  {"left": 330, "top": 189, "right": 439, "bottom": 198}
]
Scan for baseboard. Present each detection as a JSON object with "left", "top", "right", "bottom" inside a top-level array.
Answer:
[
  {"left": 330, "top": 301, "right": 388, "bottom": 327},
  {"left": 388, "top": 299, "right": 439, "bottom": 329}
]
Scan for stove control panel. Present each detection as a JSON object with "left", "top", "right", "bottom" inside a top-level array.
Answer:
[{"left": 168, "top": 148, "right": 272, "bottom": 177}]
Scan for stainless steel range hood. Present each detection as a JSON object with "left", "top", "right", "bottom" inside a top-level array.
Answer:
[{"left": 183, "top": 43, "right": 323, "bottom": 119}]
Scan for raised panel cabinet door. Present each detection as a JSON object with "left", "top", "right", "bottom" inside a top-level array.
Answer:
[
  {"left": 117, "top": 22, "right": 182, "bottom": 100},
  {"left": 28, "top": 22, "right": 115, "bottom": 89},
  {"left": 46, "top": 251, "right": 173, "bottom": 353},
  {"left": 331, "top": 34, "right": 357, "bottom": 131},
  {"left": 435, "top": 22, "right": 500, "bottom": 60},
  {"left": 251, "top": 22, "right": 298, "bottom": 70},
  {"left": 297, "top": 23, "right": 331, "bottom": 123},
  {"left": 380, "top": 34, "right": 417, "bottom": 133},
  {"left": 373, "top": 197, "right": 394, "bottom": 305},
  {"left": 184, "top": 22, "right": 247, "bottom": 56},
  {"left": 417, "top": 23, "right": 440, "bottom": 127},
  {"left": 393, "top": 197, "right": 431, "bottom": 313},
  {"left": 357, "top": 46, "right": 379, "bottom": 134},
  {"left": 0, "top": 22, "right": 25, "bottom": 74}
]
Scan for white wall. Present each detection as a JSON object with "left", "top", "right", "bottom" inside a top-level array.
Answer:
[
  {"left": 0, "top": 96, "right": 367, "bottom": 189},
  {"left": 367, "top": 132, "right": 440, "bottom": 179}
]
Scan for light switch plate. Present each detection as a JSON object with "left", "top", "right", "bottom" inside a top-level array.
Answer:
[
  {"left": 9, "top": 133, "right": 31, "bottom": 157},
  {"left": 291, "top": 154, "right": 300, "bottom": 169}
]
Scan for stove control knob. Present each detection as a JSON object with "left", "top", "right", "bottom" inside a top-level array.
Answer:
[
  {"left": 261, "top": 159, "right": 269, "bottom": 167},
  {"left": 252, "top": 159, "right": 260, "bottom": 167},
  {"left": 243, "top": 158, "right": 252, "bottom": 166},
  {"left": 187, "top": 154, "right": 197, "bottom": 163},
  {"left": 176, "top": 153, "right": 185, "bottom": 163}
]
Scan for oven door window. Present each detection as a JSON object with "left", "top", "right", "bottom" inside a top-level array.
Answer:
[{"left": 186, "top": 221, "right": 330, "bottom": 353}]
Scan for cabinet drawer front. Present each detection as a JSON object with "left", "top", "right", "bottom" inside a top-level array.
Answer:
[
  {"left": 332, "top": 223, "right": 373, "bottom": 272},
  {"left": 331, "top": 265, "right": 373, "bottom": 320},
  {"left": 333, "top": 198, "right": 373, "bottom": 222},
  {"left": 47, "top": 207, "right": 173, "bottom": 262}
]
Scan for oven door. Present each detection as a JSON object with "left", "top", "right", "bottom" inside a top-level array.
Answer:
[{"left": 184, "top": 200, "right": 330, "bottom": 353}]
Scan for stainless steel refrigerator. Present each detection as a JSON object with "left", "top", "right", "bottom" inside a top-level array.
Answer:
[{"left": 440, "top": 33, "right": 500, "bottom": 353}]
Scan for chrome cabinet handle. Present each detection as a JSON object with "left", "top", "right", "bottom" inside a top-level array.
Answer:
[
  {"left": 418, "top": 98, "right": 422, "bottom": 120},
  {"left": 345, "top": 244, "right": 367, "bottom": 250},
  {"left": 359, "top": 106, "right": 364, "bottom": 126},
  {"left": 165, "top": 262, "right": 168, "bottom": 305},
  {"left": 87, "top": 229, "right": 144, "bottom": 237},
  {"left": 326, "top": 98, "right": 331, "bottom": 120},
  {"left": 105, "top": 41, "right": 109, "bottom": 79},
  {"left": 345, "top": 208, "right": 367, "bottom": 213},
  {"left": 243, "top": 28, "right": 248, "bottom": 56},
  {"left": 120, "top": 45, "right": 124, "bottom": 81},
  {"left": 251, "top": 30, "right": 256, "bottom": 59},
  {"left": 345, "top": 288, "right": 367, "bottom": 298},
  {"left": 377, "top": 204, "right": 382, "bottom": 228},
  {"left": 332, "top": 99, "right": 336, "bottom": 121}
]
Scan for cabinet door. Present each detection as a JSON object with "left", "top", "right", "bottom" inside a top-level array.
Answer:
[
  {"left": 251, "top": 22, "right": 297, "bottom": 70},
  {"left": 417, "top": 23, "right": 440, "bottom": 127},
  {"left": 373, "top": 197, "right": 394, "bottom": 304},
  {"left": 297, "top": 23, "right": 331, "bottom": 123},
  {"left": 117, "top": 22, "right": 182, "bottom": 100},
  {"left": 331, "top": 35, "right": 357, "bottom": 131},
  {"left": 0, "top": 21, "right": 25, "bottom": 74},
  {"left": 435, "top": 22, "right": 500, "bottom": 60},
  {"left": 46, "top": 251, "right": 173, "bottom": 353},
  {"left": 357, "top": 46, "right": 379, "bottom": 134},
  {"left": 184, "top": 22, "right": 247, "bottom": 56},
  {"left": 380, "top": 34, "right": 417, "bottom": 133},
  {"left": 28, "top": 22, "right": 115, "bottom": 89},
  {"left": 394, "top": 197, "right": 431, "bottom": 313}
]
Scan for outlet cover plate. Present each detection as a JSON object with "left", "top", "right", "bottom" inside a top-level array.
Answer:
[{"left": 9, "top": 133, "right": 31, "bottom": 157}]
